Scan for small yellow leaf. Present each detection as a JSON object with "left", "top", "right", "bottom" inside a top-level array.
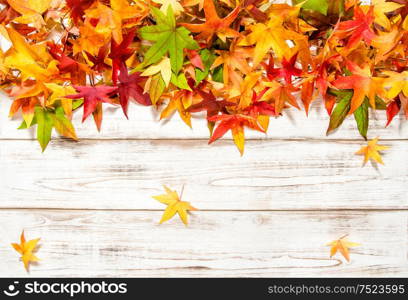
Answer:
[
  {"left": 11, "top": 231, "right": 40, "bottom": 272},
  {"left": 326, "top": 235, "right": 360, "bottom": 262},
  {"left": 355, "top": 137, "right": 390, "bottom": 165},
  {"left": 152, "top": 185, "right": 197, "bottom": 226}
]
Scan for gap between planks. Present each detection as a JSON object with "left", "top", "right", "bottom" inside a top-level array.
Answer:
[{"left": 0, "top": 208, "right": 408, "bottom": 212}]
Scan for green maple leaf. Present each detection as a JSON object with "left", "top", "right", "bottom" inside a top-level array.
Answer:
[
  {"left": 138, "top": 6, "right": 199, "bottom": 74},
  {"left": 293, "top": 0, "right": 329, "bottom": 15}
]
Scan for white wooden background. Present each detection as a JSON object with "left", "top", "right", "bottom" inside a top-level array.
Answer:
[{"left": 0, "top": 93, "right": 407, "bottom": 277}]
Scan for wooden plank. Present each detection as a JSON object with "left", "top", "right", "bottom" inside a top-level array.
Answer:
[
  {"left": 0, "top": 209, "right": 406, "bottom": 277},
  {"left": 1, "top": 95, "right": 407, "bottom": 140},
  {"left": 1, "top": 139, "right": 407, "bottom": 210}
]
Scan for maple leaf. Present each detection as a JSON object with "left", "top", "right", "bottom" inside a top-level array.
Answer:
[
  {"left": 140, "top": 57, "right": 172, "bottom": 87},
  {"left": 84, "top": 43, "right": 110, "bottom": 73},
  {"left": 153, "top": 0, "right": 184, "bottom": 15},
  {"left": 262, "top": 80, "right": 299, "bottom": 114},
  {"left": 65, "top": 85, "right": 118, "bottom": 128},
  {"left": 66, "top": 0, "right": 95, "bottom": 23},
  {"left": 85, "top": 2, "right": 122, "bottom": 44},
  {"left": 138, "top": 6, "right": 199, "bottom": 74},
  {"left": 372, "top": 0, "right": 404, "bottom": 30},
  {"left": 237, "top": 17, "right": 294, "bottom": 67},
  {"left": 208, "top": 113, "right": 265, "bottom": 155},
  {"left": 109, "top": 30, "right": 135, "bottom": 85},
  {"left": 181, "top": 0, "right": 241, "bottom": 43},
  {"left": 332, "top": 60, "right": 385, "bottom": 114},
  {"left": 153, "top": 185, "right": 197, "bottom": 226},
  {"left": 187, "top": 89, "right": 236, "bottom": 118},
  {"left": 383, "top": 71, "right": 408, "bottom": 99},
  {"left": 117, "top": 64, "right": 152, "bottom": 118},
  {"left": 211, "top": 43, "right": 253, "bottom": 87},
  {"left": 326, "top": 235, "right": 360, "bottom": 262},
  {"left": 263, "top": 53, "right": 302, "bottom": 85},
  {"left": 334, "top": 6, "right": 376, "bottom": 50},
  {"left": 11, "top": 231, "right": 40, "bottom": 272},
  {"left": 160, "top": 80, "right": 201, "bottom": 128},
  {"left": 356, "top": 137, "right": 389, "bottom": 165}
]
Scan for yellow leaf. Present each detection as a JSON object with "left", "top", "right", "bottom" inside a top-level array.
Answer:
[
  {"left": 372, "top": 0, "right": 404, "bottom": 30},
  {"left": 44, "top": 83, "right": 76, "bottom": 117},
  {"left": 326, "top": 235, "right": 360, "bottom": 262},
  {"left": 153, "top": 0, "right": 184, "bottom": 15},
  {"left": 11, "top": 231, "right": 40, "bottom": 272},
  {"left": 355, "top": 137, "right": 390, "bottom": 165},
  {"left": 152, "top": 185, "right": 197, "bottom": 226},
  {"left": 141, "top": 57, "right": 172, "bottom": 87}
]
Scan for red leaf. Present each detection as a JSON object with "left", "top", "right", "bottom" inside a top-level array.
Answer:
[
  {"left": 117, "top": 64, "right": 152, "bottom": 118},
  {"left": 66, "top": 85, "right": 118, "bottom": 123},
  {"left": 109, "top": 30, "right": 135, "bottom": 85},
  {"left": 386, "top": 99, "right": 401, "bottom": 127}
]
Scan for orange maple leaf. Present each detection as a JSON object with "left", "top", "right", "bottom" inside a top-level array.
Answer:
[
  {"left": 332, "top": 60, "right": 385, "bottom": 114},
  {"left": 327, "top": 235, "right": 360, "bottom": 262},
  {"left": 181, "top": 0, "right": 241, "bottom": 43}
]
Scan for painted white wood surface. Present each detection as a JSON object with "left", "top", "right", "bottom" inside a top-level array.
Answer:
[
  {"left": 0, "top": 139, "right": 407, "bottom": 210},
  {"left": 0, "top": 210, "right": 406, "bottom": 277}
]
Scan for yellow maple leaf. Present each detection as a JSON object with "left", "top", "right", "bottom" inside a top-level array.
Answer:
[
  {"left": 11, "top": 231, "right": 40, "bottom": 272},
  {"left": 153, "top": 185, "right": 197, "bottom": 226},
  {"left": 326, "top": 235, "right": 360, "bottom": 262},
  {"left": 141, "top": 57, "right": 172, "bottom": 87},
  {"left": 355, "top": 137, "right": 390, "bottom": 165},
  {"left": 383, "top": 71, "right": 408, "bottom": 99},
  {"left": 372, "top": 0, "right": 404, "bottom": 30},
  {"left": 153, "top": 0, "right": 184, "bottom": 15}
]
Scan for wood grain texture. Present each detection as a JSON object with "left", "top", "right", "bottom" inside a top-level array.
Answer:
[
  {"left": 0, "top": 139, "right": 407, "bottom": 210},
  {"left": 0, "top": 209, "right": 406, "bottom": 277},
  {"left": 1, "top": 95, "right": 407, "bottom": 140}
]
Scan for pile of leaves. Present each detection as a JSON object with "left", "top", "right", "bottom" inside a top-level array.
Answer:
[{"left": 0, "top": 0, "right": 407, "bottom": 154}]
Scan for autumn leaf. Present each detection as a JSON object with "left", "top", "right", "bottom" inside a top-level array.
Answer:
[
  {"left": 181, "top": 0, "right": 241, "bottom": 43},
  {"left": 356, "top": 137, "right": 389, "bottom": 165},
  {"left": 65, "top": 85, "right": 118, "bottom": 129},
  {"left": 208, "top": 113, "right": 265, "bottom": 155},
  {"left": 372, "top": 0, "right": 404, "bottom": 30},
  {"left": 11, "top": 231, "right": 40, "bottom": 272},
  {"left": 334, "top": 6, "right": 376, "bottom": 50},
  {"left": 326, "top": 235, "right": 360, "bottom": 262},
  {"left": 332, "top": 60, "right": 385, "bottom": 114},
  {"left": 152, "top": 185, "right": 197, "bottom": 225},
  {"left": 153, "top": 0, "right": 184, "bottom": 15},
  {"left": 138, "top": 6, "right": 199, "bottom": 74},
  {"left": 118, "top": 64, "right": 152, "bottom": 118}
]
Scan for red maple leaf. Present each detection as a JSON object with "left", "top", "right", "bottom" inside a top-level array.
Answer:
[
  {"left": 109, "top": 30, "right": 135, "bottom": 85},
  {"left": 244, "top": 90, "right": 277, "bottom": 117},
  {"left": 85, "top": 43, "right": 110, "bottom": 73},
  {"left": 117, "top": 64, "right": 151, "bottom": 118},
  {"left": 66, "top": 0, "right": 96, "bottom": 23},
  {"left": 335, "top": 6, "right": 375, "bottom": 49},
  {"left": 263, "top": 53, "right": 302, "bottom": 85},
  {"left": 66, "top": 85, "right": 118, "bottom": 123},
  {"left": 187, "top": 89, "right": 236, "bottom": 118}
]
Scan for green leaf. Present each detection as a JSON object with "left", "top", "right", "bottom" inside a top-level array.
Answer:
[
  {"left": 18, "top": 116, "right": 37, "bottom": 129},
  {"left": 195, "top": 49, "right": 216, "bottom": 84},
  {"left": 353, "top": 97, "right": 369, "bottom": 140},
  {"left": 326, "top": 90, "right": 353, "bottom": 135},
  {"left": 293, "top": 0, "right": 328, "bottom": 15},
  {"left": 171, "top": 72, "right": 191, "bottom": 90},
  {"left": 52, "top": 107, "right": 78, "bottom": 141},
  {"left": 375, "top": 95, "right": 387, "bottom": 110},
  {"left": 212, "top": 65, "right": 224, "bottom": 83},
  {"left": 138, "top": 6, "right": 199, "bottom": 74},
  {"left": 35, "top": 106, "right": 54, "bottom": 152}
]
